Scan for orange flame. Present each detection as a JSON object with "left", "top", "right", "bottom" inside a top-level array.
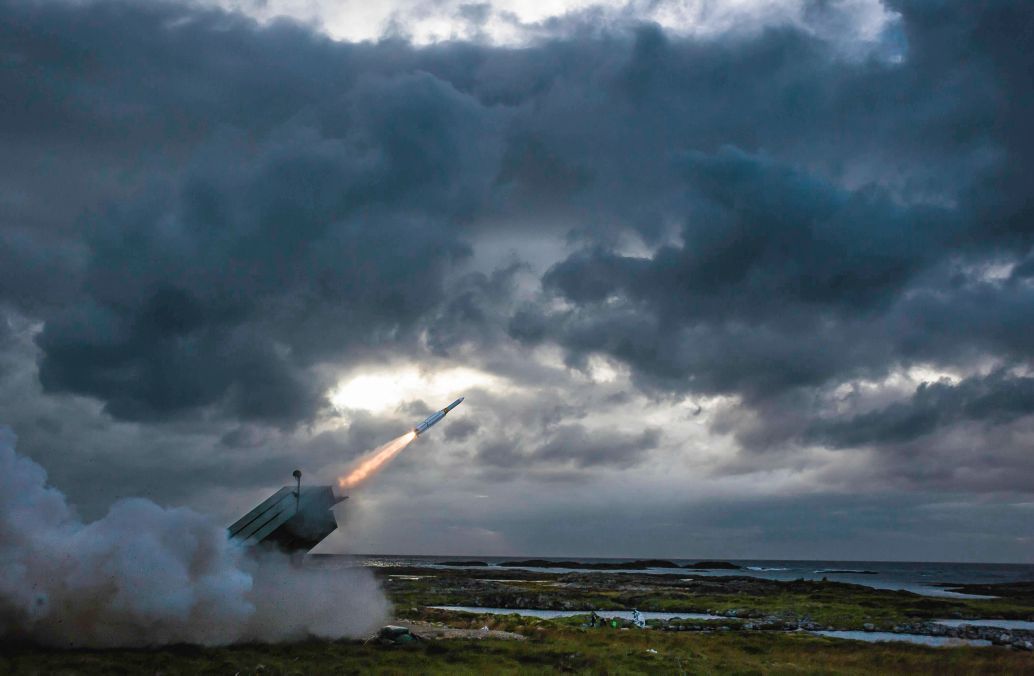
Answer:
[{"left": 338, "top": 431, "right": 418, "bottom": 490}]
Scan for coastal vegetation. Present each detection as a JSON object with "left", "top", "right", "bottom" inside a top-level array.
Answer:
[
  {"left": 383, "top": 567, "right": 1034, "bottom": 631},
  {"left": 6, "top": 622, "right": 1033, "bottom": 675},
  {"left": 6, "top": 567, "right": 1032, "bottom": 674}
]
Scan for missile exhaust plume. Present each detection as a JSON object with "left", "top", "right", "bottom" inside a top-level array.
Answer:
[
  {"left": 336, "top": 398, "right": 463, "bottom": 490},
  {"left": 338, "top": 431, "right": 417, "bottom": 490},
  {"left": 0, "top": 428, "right": 388, "bottom": 647}
]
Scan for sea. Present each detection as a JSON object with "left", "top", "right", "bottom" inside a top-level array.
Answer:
[{"left": 340, "top": 555, "right": 1034, "bottom": 599}]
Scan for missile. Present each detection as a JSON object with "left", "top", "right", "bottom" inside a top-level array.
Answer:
[{"left": 413, "top": 397, "right": 465, "bottom": 436}]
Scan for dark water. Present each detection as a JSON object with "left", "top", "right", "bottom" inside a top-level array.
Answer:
[
  {"left": 430, "top": 606, "right": 722, "bottom": 621},
  {"left": 346, "top": 555, "right": 1034, "bottom": 598}
]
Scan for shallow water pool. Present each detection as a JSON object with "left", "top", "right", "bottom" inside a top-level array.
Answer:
[
  {"left": 934, "top": 618, "right": 1034, "bottom": 631},
  {"left": 813, "top": 630, "right": 991, "bottom": 647},
  {"left": 429, "top": 606, "right": 723, "bottom": 621}
]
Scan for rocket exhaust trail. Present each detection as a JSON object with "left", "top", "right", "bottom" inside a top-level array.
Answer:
[
  {"left": 337, "top": 397, "right": 465, "bottom": 490},
  {"left": 338, "top": 431, "right": 417, "bottom": 490}
]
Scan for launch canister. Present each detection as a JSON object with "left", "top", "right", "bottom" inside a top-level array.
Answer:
[{"left": 413, "top": 397, "right": 464, "bottom": 435}]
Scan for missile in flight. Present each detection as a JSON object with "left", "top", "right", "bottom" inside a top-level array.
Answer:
[{"left": 413, "top": 397, "right": 464, "bottom": 436}]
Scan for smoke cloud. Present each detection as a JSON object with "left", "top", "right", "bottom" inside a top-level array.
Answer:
[{"left": 0, "top": 427, "right": 389, "bottom": 647}]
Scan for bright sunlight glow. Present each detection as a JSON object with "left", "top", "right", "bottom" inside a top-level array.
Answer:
[{"left": 329, "top": 365, "right": 500, "bottom": 414}]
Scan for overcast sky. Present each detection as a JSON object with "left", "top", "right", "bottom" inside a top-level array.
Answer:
[{"left": 2, "top": 0, "right": 1032, "bottom": 562}]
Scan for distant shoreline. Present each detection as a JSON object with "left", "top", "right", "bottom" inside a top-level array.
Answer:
[
  {"left": 337, "top": 555, "right": 1034, "bottom": 566},
  {"left": 312, "top": 555, "right": 1034, "bottom": 599},
  {"left": 436, "top": 559, "right": 742, "bottom": 570}
]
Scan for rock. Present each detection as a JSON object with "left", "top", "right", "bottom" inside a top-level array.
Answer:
[
  {"left": 379, "top": 626, "right": 412, "bottom": 639},
  {"left": 1015, "top": 640, "right": 1033, "bottom": 652},
  {"left": 863, "top": 623, "right": 876, "bottom": 632},
  {"left": 378, "top": 625, "right": 419, "bottom": 644}
]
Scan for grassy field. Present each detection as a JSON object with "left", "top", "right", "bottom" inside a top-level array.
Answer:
[
  {"left": 6, "top": 568, "right": 1032, "bottom": 674},
  {"left": 5, "top": 625, "right": 1034, "bottom": 675},
  {"left": 384, "top": 568, "right": 1034, "bottom": 630}
]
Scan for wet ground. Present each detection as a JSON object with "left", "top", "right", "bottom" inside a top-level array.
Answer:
[{"left": 378, "top": 563, "right": 1034, "bottom": 651}]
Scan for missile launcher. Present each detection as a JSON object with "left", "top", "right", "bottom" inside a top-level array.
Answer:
[{"left": 228, "top": 472, "right": 344, "bottom": 553}]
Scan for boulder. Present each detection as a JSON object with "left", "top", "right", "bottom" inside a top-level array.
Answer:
[{"left": 377, "top": 625, "right": 417, "bottom": 645}]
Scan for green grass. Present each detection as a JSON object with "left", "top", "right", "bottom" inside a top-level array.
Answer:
[
  {"left": 5, "top": 626, "right": 1034, "bottom": 675},
  {"left": 634, "top": 586, "right": 1034, "bottom": 629},
  {"left": 386, "top": 574, "right": 1034, "bottom": 631},
  {"left": 10, "top": 572, "right": 1031, "bottom": 673}
]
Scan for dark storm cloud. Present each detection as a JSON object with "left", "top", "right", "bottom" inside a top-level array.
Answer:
[
  {"left": 425, "top": 263, "right": 528, "bottom": 357},
  {"left": 477, "top": 424, "right": 660, "bottom": 469},
  {"left": 516, "top": 147, "right": 953, "bottom": 398},
  {"left": 443, "top": 417, "right": 479, "bottom": 442},
  {"left": 3, "top": 1, "right": 501, "bottom": 423},
  {"left": 1, "top": 0, "right": 1033, "bottom": 504},
  {"left": 533, "top": 424, "right": 661, "bottom": 468},
  {"left": 892, "top": 271, "right": 1034, "bottom": 365},
  {"left": 809, "top": 371, "right": 1034, "bottom": 448},
  {"left": 504, "top": 0, "right": 1034, "bottom": 464}
]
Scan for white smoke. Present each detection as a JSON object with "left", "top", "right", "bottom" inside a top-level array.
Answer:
[{"left": 0, "top": 427, "right": 389, "bottom": 647}]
